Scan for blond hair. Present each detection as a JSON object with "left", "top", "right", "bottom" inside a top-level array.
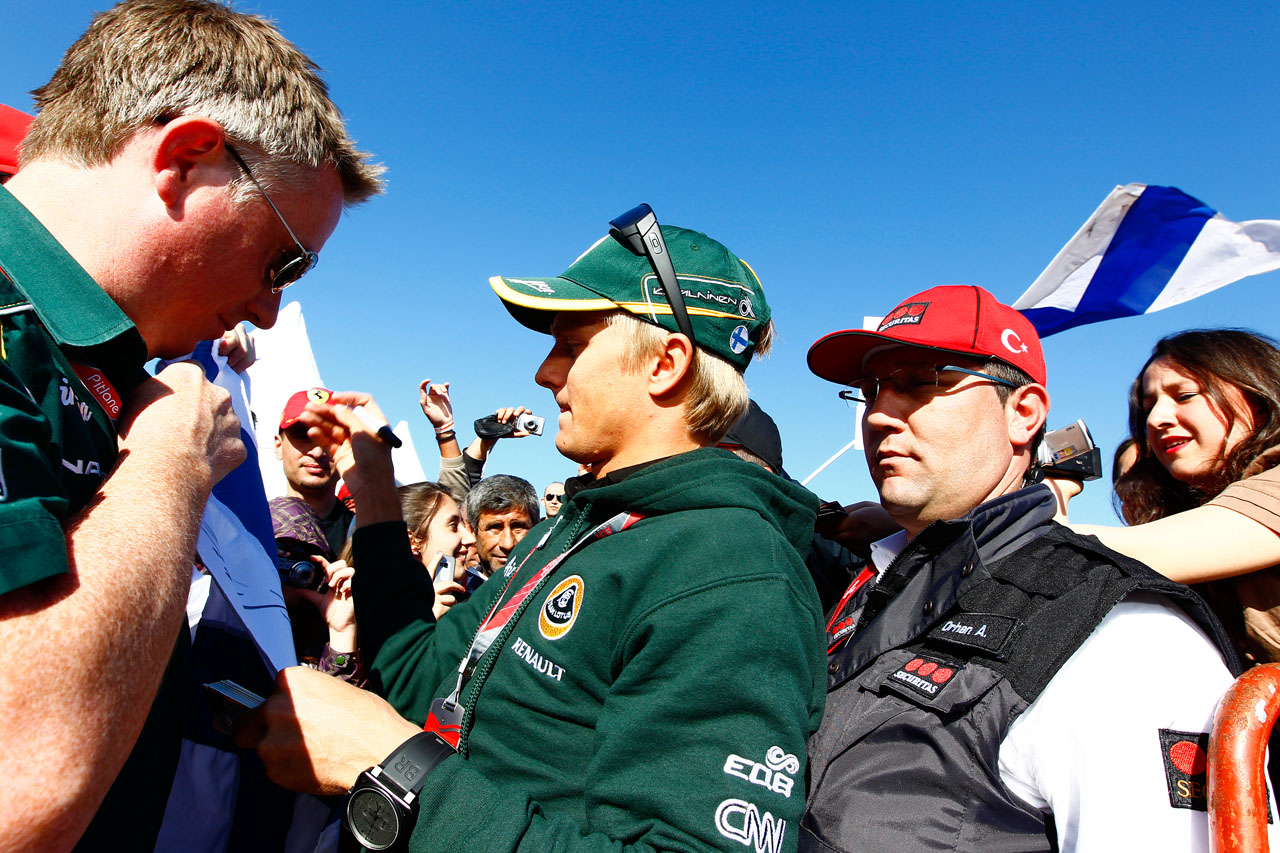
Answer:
[
  {"left": 22, "top": 0, "right": 383, "bottom": 204},
  {"left": 607, "top": 312, "right": 773, "bottom": 443}
]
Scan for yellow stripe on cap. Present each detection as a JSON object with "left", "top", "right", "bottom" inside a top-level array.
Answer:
[
  {"left": 739, "top": 258, "right": 763, "bottom": 289},
  {"left": 614, "top": 301, "right": 744, "bottom": 320},
  {"left": 489, "top": 276, "right": 745, "bottom": 321}
]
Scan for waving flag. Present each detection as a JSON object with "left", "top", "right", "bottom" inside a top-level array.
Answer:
[
  {"left": 156, "top": 342, "right": 311, "bottom": 852},
  {"left": 162, "top": 341, "right": 296, "bottom": 672},
  {"left": 1013, "top": 184, "right": 1280, "bottom": 336}
]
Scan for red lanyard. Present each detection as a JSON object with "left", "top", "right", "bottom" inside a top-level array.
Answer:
[
  {"left": 426, "top": 510, "right": 643, "bottom": 747},
  {"left": 825, "top": 566, "right": 877, "bottom": 654}
]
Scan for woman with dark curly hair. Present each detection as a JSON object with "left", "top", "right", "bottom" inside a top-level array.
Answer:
[{"left": 1074, "top": 328, "right": 1280, "bottom": 664}]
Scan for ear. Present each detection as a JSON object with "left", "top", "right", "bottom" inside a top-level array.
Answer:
[
  {"left": 274, "top": 433, "right": 284, "bottom": 461},
  {"left": 648, "top": 332, "right": 696, "bottom": 398},
  {"left": 151, "top": 116, "right": 231, "bottom": 208},
  {"left": 1006, "top": 383, "right": 1050, "bottom": 452}
]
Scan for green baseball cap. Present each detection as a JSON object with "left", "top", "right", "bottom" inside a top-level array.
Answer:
[{"left": 489, "top": 225, "right": 771, "bottom": 371}]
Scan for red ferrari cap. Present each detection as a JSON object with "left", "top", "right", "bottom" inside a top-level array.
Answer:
[
  {"left": 807, "top": 285, "right": 1046, "bottom": 386},
  {"left": 279, "top": 387, "right": 333, "bottom": 430},
  {"left": 0, "top": 105, "right": 33, "bottom": 178}
]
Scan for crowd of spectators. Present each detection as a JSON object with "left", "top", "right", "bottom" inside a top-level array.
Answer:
[{"left": 4, "top": 2, "right": 1280, "bottom": 852}]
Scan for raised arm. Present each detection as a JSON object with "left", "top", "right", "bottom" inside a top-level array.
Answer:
[{"left": 1073, "top": 505, "right": 1280, "bottom": 584}]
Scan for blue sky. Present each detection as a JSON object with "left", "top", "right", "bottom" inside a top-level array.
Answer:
[{"left": 5, "top": 0, "right": 1280, "bottom": 523}]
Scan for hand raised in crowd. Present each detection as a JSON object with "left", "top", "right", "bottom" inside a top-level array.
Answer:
[
  {"left": 427, "top": 551, "right": 468, "bottom": 621},
  {"left": 418, "top": 378, "right": 454, "bottom": 430},
  {"left": 474, "top": 405, "right": 538, "bottom": 455},
  {"left": 493, "top": 405, "right": 535, "bottom": 437},
  {"left": 1044, "top": 475, "right": 1085, "bottom": 523},
  {"left": 296, "top": 555, "right": 357, "bottom": 653},
  {"left": 119, "top": 362, "right": 246, "bottom": 491},
  {"left": 237, "top": 666, "right": 421, "bottom": 796},
  {"left": 217, "top": 326, "right": 256, "bottom": 373}
]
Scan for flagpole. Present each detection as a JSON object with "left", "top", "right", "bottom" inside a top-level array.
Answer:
[{"left": 802, "top": 437, "right": 859, "bottom": 487}]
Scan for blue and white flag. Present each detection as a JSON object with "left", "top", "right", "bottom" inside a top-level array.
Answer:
[
  {"left": 157, "top": 342, "right": 326, "bottom": 852},
  {"left": 172, "top": 341, "right": 297, "bottom": 672},
  {"left": 1013, "top": 184, "right": 1280, "bottom": 336}
]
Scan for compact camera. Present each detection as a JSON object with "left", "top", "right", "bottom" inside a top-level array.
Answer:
[
  {"left": 473, "top": 413, "right": 545, "bottom": 439},
  {"left": 1034, "top": 419, "right": 1102, "bottom": 481},
  {"left": 276, "top": 540, "right": 327, "bottom": 591}
]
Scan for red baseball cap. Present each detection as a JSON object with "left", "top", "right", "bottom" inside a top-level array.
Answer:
[
  {"left": 807, "top": 285, "right": 1046, "bottom": 386},
  {"left": 279, "top": 387, "right": 333, "bottom": 430},
  {"left": 0, "top": 105, "right": 33, "bottom": 178}
]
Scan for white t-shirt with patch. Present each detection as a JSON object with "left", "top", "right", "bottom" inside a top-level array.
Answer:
[{"left": 999, "top": 591, "right": 1278, "bottom": 851}]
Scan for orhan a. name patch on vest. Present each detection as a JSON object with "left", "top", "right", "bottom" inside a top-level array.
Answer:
[{"left": 927, "top": 612, "right": 1020, "bottom": 657}]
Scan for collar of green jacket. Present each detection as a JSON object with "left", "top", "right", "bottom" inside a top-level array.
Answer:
[
  {"left": 558, "top": 447, "right": 819, "bottom": 556},
  {"left": 0, "top": 185, "right": 147, "bottom": 376}
]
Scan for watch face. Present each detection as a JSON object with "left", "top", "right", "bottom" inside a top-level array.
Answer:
[{"left": 348, "top": 787, "right": 400, "bottom": 850}]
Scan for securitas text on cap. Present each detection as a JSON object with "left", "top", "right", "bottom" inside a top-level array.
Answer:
[
  {"left": 489, "top": 225, "right": 770, "bottom": 372},
  {"left": 807, "top": 285, "right": 1046, "bottom": 386},
  {"left": 279, "top": 387, "right": 333, "bottom": 430}
]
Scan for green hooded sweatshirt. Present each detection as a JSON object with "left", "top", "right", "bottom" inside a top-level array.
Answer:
[{"left": 353, "top": 447, "right": 825, "bottom": 852}]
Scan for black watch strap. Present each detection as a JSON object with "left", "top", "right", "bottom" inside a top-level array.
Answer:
[{"left": 378, "top": 730, "right": 456, "bottom": 796}]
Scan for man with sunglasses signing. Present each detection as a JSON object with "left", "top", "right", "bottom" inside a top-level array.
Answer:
[
  {"left": 801, "top": 285, "right": 1255, "bottom": 851},
  {"left": 0, "top": 1, "right": 382, "bottom": 849},
  {"left": 240, "top": 213, "right": 825, "bottom": 853}
]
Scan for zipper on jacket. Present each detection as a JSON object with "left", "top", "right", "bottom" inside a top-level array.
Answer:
[
  {"left": 455, "top": 502, "right": 591, "bottom": 756},
  {"left": 854, "top": 519, "right": 948, "bottom": 633}
]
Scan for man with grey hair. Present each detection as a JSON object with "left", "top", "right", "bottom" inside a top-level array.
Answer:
[
  {"left": 0, "top": 0, "right": 381, "bottom": 848},
  {"left": 464, "top": 474, "right": 540, "bottom": 575}
]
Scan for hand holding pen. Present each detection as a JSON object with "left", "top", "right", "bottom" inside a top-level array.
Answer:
[{"left": 296, "top": 391, "right": 403, "bottom": 526}]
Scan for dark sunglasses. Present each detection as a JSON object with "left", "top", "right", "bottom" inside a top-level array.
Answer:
[
  {"left": 608, "top": 203, "right": 697, "bottom": 349},
  {"left": 224, "top": 143, "right": 319, "bottom": 292},
  {"left": 544, "top": 493, "right": 564, "bottom": 502}
]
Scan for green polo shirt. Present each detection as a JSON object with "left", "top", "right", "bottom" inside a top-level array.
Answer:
[
  {"left": 0, "top": 185, "right": 147, "bottom": 594},
  {"left": 0, "top": 186, "right": 189, "bottom": 850}
]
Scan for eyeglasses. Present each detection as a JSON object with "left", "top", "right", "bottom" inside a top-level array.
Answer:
[
  {"left": 839, "top": 364, "right": 1019, "bottom": 406},
  {"left": 224, "top": 143, "right": 319, "bottom": 293},
  {"left": 544, "top": 494, "right": 564, "bottom": 502},
  {"left": 608, "top": 203, "right": 697, "bottom": 350}
]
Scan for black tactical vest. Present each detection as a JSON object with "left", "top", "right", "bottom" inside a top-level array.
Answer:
[{"left": 801, "top": 489, "right": 1235, "bottom": 852}]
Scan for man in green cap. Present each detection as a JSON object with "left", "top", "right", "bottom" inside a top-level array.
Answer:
[{"left": 242, "top": 215, "right": 826, "bottom": 853}]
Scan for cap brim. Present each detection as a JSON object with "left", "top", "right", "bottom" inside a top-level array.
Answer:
[
  {"left": 489, "top": 274, "right": 740, "bottom": 333},
  {"left": 489, "top": 275, "right": 623, "bottom": 334},
  {"left": 807, "top": 329, "right": 989, "bottom": 385}
]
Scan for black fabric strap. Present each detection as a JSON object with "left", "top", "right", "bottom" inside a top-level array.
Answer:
[{"left": 928, "top": 525, "right": 1242, "bottom": 704}]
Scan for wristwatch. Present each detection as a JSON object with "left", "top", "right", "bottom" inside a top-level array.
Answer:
[{"left": 345, "top": 730, "right": 455, "bottom": 850}]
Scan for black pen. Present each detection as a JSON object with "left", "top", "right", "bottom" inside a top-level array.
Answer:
[{"left": 352, "top": 405, "right": 403, "bottom": 448}]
